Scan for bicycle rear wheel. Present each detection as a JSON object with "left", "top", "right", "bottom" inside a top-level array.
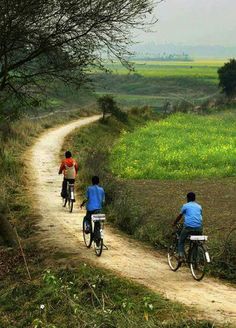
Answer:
[
  {"left": 94, "top": 238, "right": 103, "bottom": 257},
  {"left": 190, "top": 244, "right": 206, "bottom": 281},
  {"left": 83, "top": 218, "right": 92, "bottom": 248},
  {"left": 63, "top": 198, "right": 67, "bottom": 207},
  {"left": 69, "top": 199, "right": 73, "bottom": 213},
  {"left": 167, "top": 240, "right": 181, "bottom": 271}
]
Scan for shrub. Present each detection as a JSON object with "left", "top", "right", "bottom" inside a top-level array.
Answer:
[{"left": 218, "top": 59, "right": 236, "bottom": 98}]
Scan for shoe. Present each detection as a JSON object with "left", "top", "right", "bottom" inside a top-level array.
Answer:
[
  {"left": 178, "top": 255, "right": 184, "bottom": 263},
  {"left": 85, "top": 223, "right": 90, "bottom": 234}
]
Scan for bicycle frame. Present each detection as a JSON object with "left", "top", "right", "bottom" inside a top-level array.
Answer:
[
  {"left": 92, "top": 214, "right": 105, "bottom": 239},
  {"left": 68, "top": 183, "right": 75, "bottom": 201},
  {"left": 168, "top": 225, "right": 210, "bottom": 280}
]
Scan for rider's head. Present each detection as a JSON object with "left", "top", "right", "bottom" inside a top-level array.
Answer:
[
  {"left": 65, "top": 151, "right": 72, "bottom": 158},
  {"left": 92, "top": 176, "right": 99, "bottom": 185},
  {"left": 187, "top": 192, "right": 196, "bottom": 202}
]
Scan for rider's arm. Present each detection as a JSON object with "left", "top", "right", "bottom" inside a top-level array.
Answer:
[
  {"left": 80, "top": 188, "right": 89, "bottom": 208},
  {"left": 74, "top": 161, "right": 78, "bottom": 174},
  {"left": 58, "top": 161, "right": 65, "bottom": 175},
  {"left": 173, "top": 213, "right": 183, "bottom": 226},
  {"left": 80, "top": 199, "right": 87, "bottom": 208}
]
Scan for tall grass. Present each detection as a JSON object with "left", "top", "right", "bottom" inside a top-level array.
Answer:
[
  {"left": 0, "top": 263, "right": 214, "bottom": 328},
  {"left": 110, "top": 111, "right": 236, "bottom": 179}
]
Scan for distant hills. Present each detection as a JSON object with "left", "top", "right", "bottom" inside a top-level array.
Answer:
[{"left": 130, "top": 43, "right": 236, "bottom": 59}]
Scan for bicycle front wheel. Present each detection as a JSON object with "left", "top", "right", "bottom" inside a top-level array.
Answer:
[
  {"left": 167, "top": 241, "right": 181, "bottom": 271},
  {"left": 190, "top": 244, "right": 207, "bottom": 281},
  {"left": 94, "top": 238, "right": 103, "bottom": 257},
  {"left": 83, "top": 218, "right": 92, "bottom": 248}
]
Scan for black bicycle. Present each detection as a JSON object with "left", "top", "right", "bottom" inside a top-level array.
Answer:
[
  {"left": 63, "top": 183, "right": 75, "bottom": 213},
  {"left": 167, "top": 224, "right": 210, "bottom": 281},
  {"left": 83, "top": 213, "right": 106, "bottom": 256}
]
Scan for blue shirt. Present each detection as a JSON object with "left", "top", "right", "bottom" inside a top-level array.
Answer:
[
  {"left": 180, "top": 202, "right": 202, "bottom": 228},
  {"left": 86, "top": 185, "right": 105, "bottom": 211}
]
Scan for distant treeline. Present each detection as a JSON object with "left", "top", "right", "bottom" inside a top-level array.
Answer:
[{"left": 131, "top": 53, "right": 193, "bottom": 62}]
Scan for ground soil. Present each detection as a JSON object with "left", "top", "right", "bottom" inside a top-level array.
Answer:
[{"left": 29, "top": 116, "right": 236, "bottom": 327}]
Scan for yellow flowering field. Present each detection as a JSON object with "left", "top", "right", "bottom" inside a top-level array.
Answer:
[{"left": 110, "top": 112, "right": 236, "bottom": 179}]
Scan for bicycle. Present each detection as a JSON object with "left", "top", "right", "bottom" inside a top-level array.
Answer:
[
  {"left": 63, "top": 183, "right": 75, "bottom": 213},
  {"left": 167, "top": 224, "right": 210, "bottom": 281},
  {"left": 83, "top": 213, "right": 106, "bottom": 256}
]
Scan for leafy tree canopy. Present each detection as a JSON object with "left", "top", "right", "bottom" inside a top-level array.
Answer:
[
  {"left": 0, "top": 0, "right": 156, "bottom": 102},
  {"left": 218, "top": 59, "right": 236, "bottom": 98}
]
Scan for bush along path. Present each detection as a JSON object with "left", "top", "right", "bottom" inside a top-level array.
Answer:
[{"left": 29, "top": 116, "right": 236, "bottom": 326}]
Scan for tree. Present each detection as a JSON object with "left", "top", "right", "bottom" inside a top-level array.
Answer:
[
  {"left": 218, "top": 59, "right": 236, "bottom": 98},
  {"left": 97, "top": 94, "right": 127, "bottom": 122},
  {"left": 0, "top": 0, "right": 156, "bottom": 103}
]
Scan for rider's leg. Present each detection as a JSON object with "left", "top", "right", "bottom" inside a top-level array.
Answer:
[
  {"left": 178, "top": 227, "right": 189, "bottom": 258},
  {"left": 178, "top": 227, "right": 202, "bottom": 257},
  {"left": 61, "top": 178, "right": 68, "bottom": 198},
  {"left": 84, "top": 211, "right": 92, "bottom": 233}
]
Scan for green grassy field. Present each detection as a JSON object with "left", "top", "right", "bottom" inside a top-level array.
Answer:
[
  {"left": 105, "top": 60, "right": 225, "bottom": 81},
  {"left": 110, "top": 111, "right": 236, "bottom": 179},
  {"left": 94, "top": 60, "right": 224, "bottom": 109}
]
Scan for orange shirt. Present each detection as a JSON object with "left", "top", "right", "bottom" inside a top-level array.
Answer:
[{"left": 59, "top": 158, "right": 78, "bottom": 178}]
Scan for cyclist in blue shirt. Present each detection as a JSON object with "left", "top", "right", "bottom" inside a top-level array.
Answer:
[
  {"left": 173, "top": 192, "right": 203, "bottom": 261},
  {"left": 80, "top": 176, "right": 105, "bottom": 233}
]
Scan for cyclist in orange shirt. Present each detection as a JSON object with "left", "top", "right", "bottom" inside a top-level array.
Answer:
[{"left": 58, "top": 151, "right": 78, "bottom": 199}]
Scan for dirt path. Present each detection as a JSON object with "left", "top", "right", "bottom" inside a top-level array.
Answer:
[{"left": 30, "top": 116, "right": 236, "bottom": 327}]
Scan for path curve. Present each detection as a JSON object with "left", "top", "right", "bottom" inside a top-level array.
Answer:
[{"left": 29, "top": 116, "right": 236, "bottom": 326}]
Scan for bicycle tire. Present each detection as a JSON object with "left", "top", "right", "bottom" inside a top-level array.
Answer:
[
  {"left": 190, "top": 244, "right": 207, "bottom": 281},
  {"left": 94, "top": 238, "right": 103, "bottom": 257},
  {"left": 63, "top": 198, "right": 67, "bottom": 207},
  {"left": 83, "top": 218, "right": 92, "bottom": 248},
  {"left": 69, "top": 199, "right": 73, "bottom": 213},
  {"left": 167, "top": 241, "right": 181, "bottom": 271}
]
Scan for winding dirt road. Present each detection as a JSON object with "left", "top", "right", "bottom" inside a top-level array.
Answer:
[{"left": 30, "top": 116, "right": 236, "bottom": 327}]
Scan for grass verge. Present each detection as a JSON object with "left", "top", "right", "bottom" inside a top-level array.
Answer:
[{"left": 0, "top": 251, "right": 215, "bottom": 328}]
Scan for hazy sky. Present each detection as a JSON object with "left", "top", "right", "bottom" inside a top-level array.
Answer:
[{"left": 136, "top": 0, "right": 236, "bottom": 46}]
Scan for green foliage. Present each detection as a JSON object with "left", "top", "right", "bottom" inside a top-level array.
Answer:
[
  {"left": 97, "top": 94, "right": 128, "bottom": 122},
  {"left": 218, "top": 59, "right": 236, "bottom": 98},
  {"left": 0, "top": 265, "right": 214, "bottom": 328},
  {"left": 110, "top": 112, "right": 236, "bottom": 179}
]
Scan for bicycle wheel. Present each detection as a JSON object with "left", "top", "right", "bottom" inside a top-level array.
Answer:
[
  {"left": 63, "top": 198, "right": 67, "bottom": 207},
  {"left": 69, "top": 199, "right": 73, "bottom": 213},
  {"left": 190, "top": 244, "right": 206, "bottom": 281},
  {"left": 167, "top": 240, "right": 181, "bottom": 271},
  {"left": 83, "top": 218, "right": 92, "bottom": 248},
  {"left": 94, "top": 237, "right": 103, "bottom": 257}
]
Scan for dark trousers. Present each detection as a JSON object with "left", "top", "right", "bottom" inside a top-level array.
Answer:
[
  {"left": 84, "top": 210, "right": 101, "bottom": 239},
  {"left": 178, "top": 226, "right": 202, "bottom": 256},
  {"left": 61, "top": 178, "right": 75, "bottom": 198}
]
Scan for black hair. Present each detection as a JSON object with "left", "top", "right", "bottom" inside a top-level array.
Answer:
[
  {"left": 187, "top": 192, "right": 196, "bottom": 202},
  {"left": 92, "top": 176, "right": 99, "bottom": 185},
  {"left": 65, "top": 151, "right": 72, "bottom": 158}
]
